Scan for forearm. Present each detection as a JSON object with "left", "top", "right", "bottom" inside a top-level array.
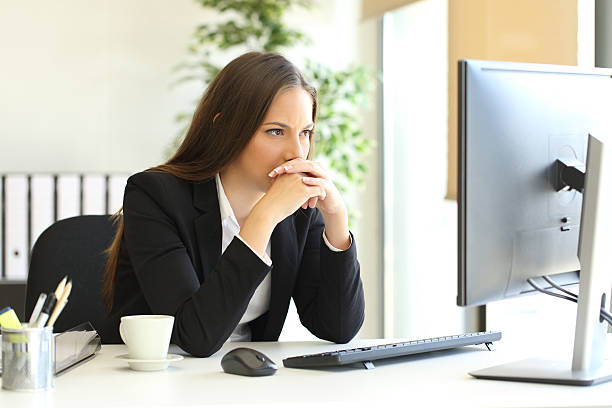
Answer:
[
  {"left": 170, "top": 239, "right": 271, "bottom": 357},
  {"left": 321, "top": 209, "right": 351, "bottom": 251},
  {"left": 295, "top": 237, "right": 365, "bottom": 343},
  {"left": 239, "top": 206, "right": 277, "bottom": 257}
]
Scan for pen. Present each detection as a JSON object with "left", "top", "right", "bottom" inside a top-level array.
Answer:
[
  {"left": 47, "top": 280, "right": 72, "bottom": 327},
  {"left": 0, "top": 306, "right": 23, "bottom": 329},
  {"left": 29, "top": 293, "right": 48, "bottom": 325},
  {"left": 36, "top": 293, "right": 57, "bottom": 328}
]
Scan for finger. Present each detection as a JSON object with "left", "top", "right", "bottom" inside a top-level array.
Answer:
[
  {"left": 267, "top": 164, "right": 293, "bottom": 178},
  {"left": 295, "top": 161, "right": 325, "bottom": 178},
  {"left": 270, "top": 159, "right": 301, "bottom": 173},
  {"left": 269, "top": 164, "right": 296, "bottom": 177},
  {"left": 273, "top": 160, "right": 327, "bottom": 179},
  {"left": 308, "top": 197, "right": 318, "bottom": 208},
  {"left": 304, "top": 184, "right": 326, "bottom": 201},
  {"left": 302, "top": 176, "right": 328, "bottom": 191}
]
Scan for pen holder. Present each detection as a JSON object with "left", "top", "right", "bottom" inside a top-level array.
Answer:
[{"left": 1, "top": 325, "right": 55, "bottom": 391}]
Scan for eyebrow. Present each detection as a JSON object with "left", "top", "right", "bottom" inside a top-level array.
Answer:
[{"left": 263, "top": 121, "right": 314, "bottom": 129}]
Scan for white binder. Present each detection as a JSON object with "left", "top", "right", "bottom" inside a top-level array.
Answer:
[
  {"left": 30, "top": 175, "right": 55, "bottom": 250},
  {"left": 82, "top": 174, "right": 106, "bottom": 215},
  {"left": 57, "top": 175, "right": 80, "bottom": 221},
  {"left": 108, "top": 175, "right": 128, "bottom": 215},
  {"left": 0, "top": 177, "right": 3, "bottom": 278},
  {"left": 4, "top": 175, "right": 28, "bottom": 280}
]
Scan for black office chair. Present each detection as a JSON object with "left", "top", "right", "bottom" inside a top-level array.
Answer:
[{"left": 25, "top": 215, "right": 118, "bottom": 336}]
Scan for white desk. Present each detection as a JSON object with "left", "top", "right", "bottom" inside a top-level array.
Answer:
[{"left": 1, "top": 335, "right": 612, "bottom": 407}]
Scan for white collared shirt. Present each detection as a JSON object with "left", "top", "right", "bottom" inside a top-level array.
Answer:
[
  {"left": 216, "top": 174, "right": 272, "bottom": 342},
  {"left": 215, "top": 174, "right": 351, "bottom": 342}
]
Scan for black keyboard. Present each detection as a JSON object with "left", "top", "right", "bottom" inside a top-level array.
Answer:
[{"left": 283, "top": 331, "right": 502, "bottom": 369}]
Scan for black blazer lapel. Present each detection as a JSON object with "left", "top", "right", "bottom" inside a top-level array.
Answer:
[{"left": 192, "top": 179, "right": 222, "bottom": 282}]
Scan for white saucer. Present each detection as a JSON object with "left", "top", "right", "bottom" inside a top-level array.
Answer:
[{"left": 115, "top": 354, "right": 184, "bottom": 371}]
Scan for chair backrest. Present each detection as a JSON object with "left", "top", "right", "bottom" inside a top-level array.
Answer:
[{"left": 25, "top": 215, "right": 117, "bottom": 335}]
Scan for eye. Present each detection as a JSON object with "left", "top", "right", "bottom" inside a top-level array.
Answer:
[
  {"left": 266, "top": 129, "right": 283, "bottom": 136},
  {"left": 301, "top": 129, "right": 313, "bottom": 138}
]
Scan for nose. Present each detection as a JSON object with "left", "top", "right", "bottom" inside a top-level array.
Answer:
[{"left": 285, "top": 133, "right": 306, "bottom": 160}]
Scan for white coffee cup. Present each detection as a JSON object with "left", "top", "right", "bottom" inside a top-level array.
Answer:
[{"left": 119, "top": 315, "right": 174, "bottom": 360}]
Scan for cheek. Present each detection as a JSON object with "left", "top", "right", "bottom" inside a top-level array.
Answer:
[
  {"left": 249, "top": 142, "right": 280, "bottom": 167},
  {"left": 245, "top": 137, "right": 269, "bottom": 157}
]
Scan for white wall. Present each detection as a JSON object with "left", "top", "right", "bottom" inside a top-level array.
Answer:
[
  {"left": 0, "top": 0, "right": 383, "bottom": 338},
  {"left": 0, "top": 0, "right": 213, "bottom": 173}
]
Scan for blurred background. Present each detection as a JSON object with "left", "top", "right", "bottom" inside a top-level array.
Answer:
[{"left": 1, "top": 0, "right": 611, "bottom": 343}]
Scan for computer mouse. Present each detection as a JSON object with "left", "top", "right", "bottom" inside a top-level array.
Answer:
[{"left": 221, "top": 347, "right": 277, "bottom": 377}]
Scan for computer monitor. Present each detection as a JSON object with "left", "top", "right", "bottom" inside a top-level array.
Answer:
[{"left": 457, "top": 59, "right": 612, "bottom": 385}]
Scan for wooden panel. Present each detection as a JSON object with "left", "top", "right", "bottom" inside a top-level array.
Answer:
[{"left": 447, "top": 0, "right": 578, "bottom": 199}]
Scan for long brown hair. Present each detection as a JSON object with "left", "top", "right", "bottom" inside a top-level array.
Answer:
[{"left": 102, "top": 52, "right": 318, "bottom": 311}]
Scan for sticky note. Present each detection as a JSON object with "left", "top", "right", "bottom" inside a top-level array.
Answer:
[{"left": 0, "top": 307, "right": 23, "bottom": 329}]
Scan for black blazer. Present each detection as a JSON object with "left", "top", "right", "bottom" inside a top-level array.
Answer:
[{"left": 100, "top": 171, "right": 365, "bottom": 357}]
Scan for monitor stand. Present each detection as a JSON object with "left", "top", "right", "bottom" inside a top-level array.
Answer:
[
  {"left": 470, "top": 358, "right": 612, "bottom": 386},
  {"left": 470, "top": 134, "right": 612, "bottom": 386}
]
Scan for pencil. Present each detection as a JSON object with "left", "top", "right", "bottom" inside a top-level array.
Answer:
[
  {"left": 46, "top": 280, "right": 72, "bottom": 327},
  {"left": 46, "top": 299, "right": 68, "bottom": 328},
  {"left": 54, "top": 276, "right": 68, "bottom": 299}
]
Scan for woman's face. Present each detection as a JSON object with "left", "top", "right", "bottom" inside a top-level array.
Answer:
[{"left": 230, "top": 87, "right": 314, "bottom": 193}]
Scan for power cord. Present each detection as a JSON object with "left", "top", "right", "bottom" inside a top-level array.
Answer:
[
  {"left": 526, "top": 277, "right": 612, "bottom": 325},
  {"left": 542, "top": 276, "right": 577, "bottom": 299}
]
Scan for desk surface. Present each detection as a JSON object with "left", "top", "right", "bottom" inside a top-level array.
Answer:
[{"left": 2, "top": 335, "right": 612, "bottom": 407}]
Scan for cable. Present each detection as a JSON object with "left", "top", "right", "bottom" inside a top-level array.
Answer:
[
  {"left": 527, "top": 277, "right": 612, "bottom": 326},
  {"left": 601, "top": 308, "right": 612, "bottom": 325},
  {"left": 527, "top": 278, "right": 577, "bottom": 303},
  {"left": 543, "top": 276, "right": 612, "bottom": 325},
  {"left": 541, "top": 276, "right": 578, "bottom": 299}
]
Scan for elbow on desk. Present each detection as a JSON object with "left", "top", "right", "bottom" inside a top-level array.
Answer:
[
  {"left": 336, "top": 314, "right": 365, "bottom": 344},
  {"left": 317, "top": 327, "right": 361, "bottom": 345},
  {"left": 186, "top": 347, "right": 220, "bottom": 359},
  {"left": 332, "top": 291, "right": 366, "bottom": 344},
  {"left": 174, "top": 335, "right": 224, "bottom": 358},
  {"left": 326, "top": 333, "right": 355, "bottom": 345},
  {"left": 171, "top": 319, "right": 226, "bottom": 358},
  {"left": 171, "top": 302, "right": 230, "bottom": 357},
  {"left": 314, "top": 309, "right": 365, "bottom": 345},
  {"left": 301, "top": 291, "right": 365, "bottom": 344}
]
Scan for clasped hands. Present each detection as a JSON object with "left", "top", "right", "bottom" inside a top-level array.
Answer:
[
  {"left": 266, "top": 158, "right": 345, "bottom": 217},
  {"left": 244, "top": 158, "right": 350, "bottom": 252}
]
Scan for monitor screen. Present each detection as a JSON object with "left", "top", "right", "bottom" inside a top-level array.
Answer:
[{"left": 457, "top": 60, "right": 612, "bottom": 307}]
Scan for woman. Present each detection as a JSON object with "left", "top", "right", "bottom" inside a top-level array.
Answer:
[{"left": 100, "top": 52, "right": 365, "bottom": 357}]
